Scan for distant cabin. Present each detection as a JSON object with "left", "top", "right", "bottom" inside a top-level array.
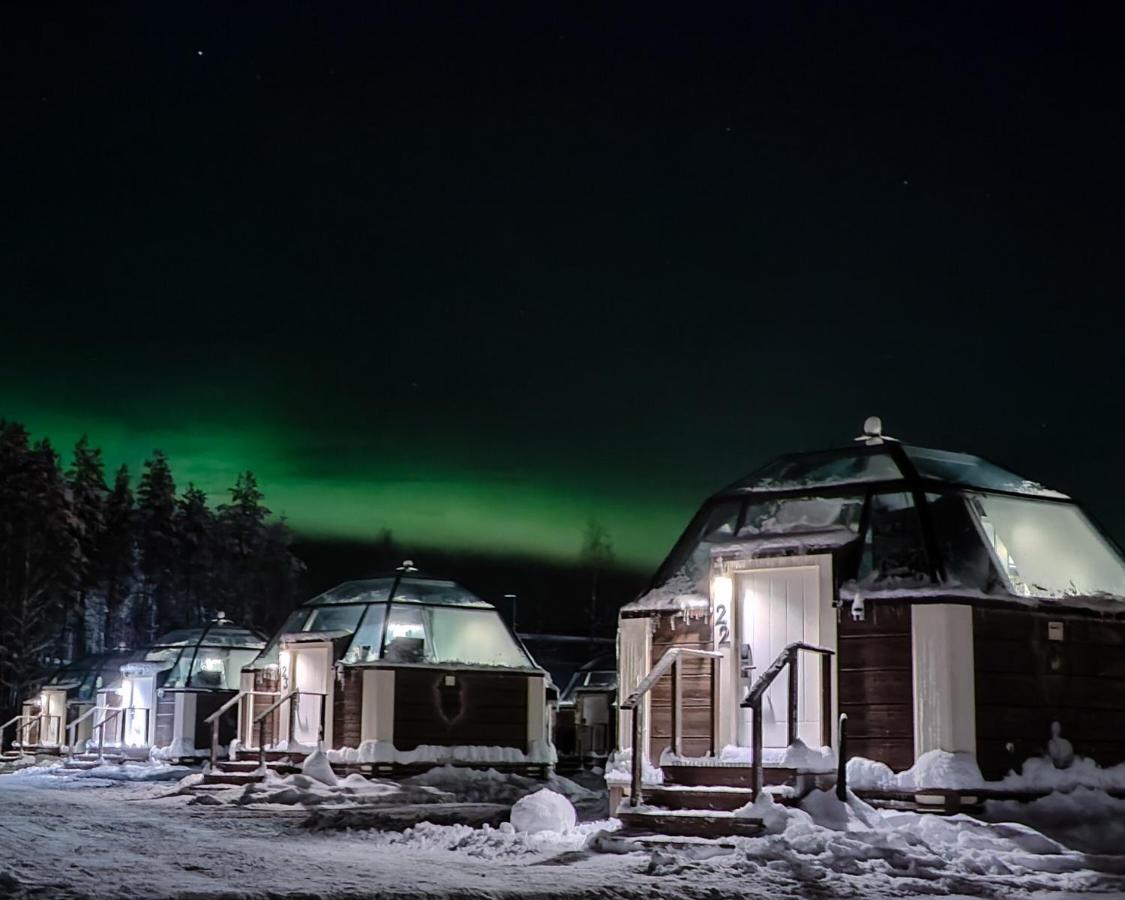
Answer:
[
  {"left": 234, "top": 568, "right": 553, "bottom": 772},
  {"left": 15, "top": 617, "right": 265, "bottom": 759},
  {"left": 617, "top": 432, "right": 1125, "bottom": 781}
]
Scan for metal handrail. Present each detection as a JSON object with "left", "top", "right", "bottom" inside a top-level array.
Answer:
[
  {"left": 621, "top": 647, "right": 723, "bottom": 807},
  {"left": 253, "top": 690, "right": 326, "bottom": 766},
  {"left": 1, "top": 715, "right": 30, "bottom": 754},
  {"left": 19, "top": 714, "right": 63, "bottom": 748},
  {"left": 67, "top": 706, "right": 104, "bottom": 757},
  {"left": 204, "top": 690, "right": 279, "bottom": 767},
  {"left": 95, "top": 707, "right": 125, "bottom": 759},
  {"left": 740, "top": 641, "right": 835, "bottom": 797}
]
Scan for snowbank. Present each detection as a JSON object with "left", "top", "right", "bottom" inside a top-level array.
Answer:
[
  {"left": 326, "top": 739, "right": 556, "bottom": 766},
  {"left": 997, "top": 754, "right": 1125, "bottom": 792},
  {"left": 604, "top": 748, "right": 663, "bottom": 785},
  {"left": 402, "top": 766, "right": 606, "bottom": 819},
  {"left": 847, "top": 749, "right": 984, "bottom": 790},
  {"left": 300, "top": 748, "right": 338, "bottom": 786},
  {"left": 509, "top": 789, "right": 576, "bottom": 833},
  {"left": 848, "top": 748, "right": 1125, "bottom": 793},
  {"left": 684, "top": 739, "right": 836, "bottom": 771},
  {"left": 150, "top": 738, "right": 209, "bottom": 761}
]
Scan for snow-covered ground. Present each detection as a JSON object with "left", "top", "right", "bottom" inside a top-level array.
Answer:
[{"left": 2, "top": 758, "right": 1125, "bottom": 899}]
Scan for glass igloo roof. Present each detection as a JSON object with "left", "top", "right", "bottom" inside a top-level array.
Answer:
[
  {"left": 656, "top": 441, "right": 1125, "bottom": 604},
  {"left": 253, "top": 570, "right": 537, "bottom": 670},
  {"left": 730, "top": 444, "right": 1067, "bottom": 499},
  {"left": 140, "top": 619, "right": 266, "bottom": 691},
  {"left": 43, "top": 650, "right": 139, "bottom": 701}
]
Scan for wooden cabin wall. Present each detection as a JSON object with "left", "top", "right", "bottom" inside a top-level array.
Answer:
[
  {"left": 153, "top": 694, "right": 175, "bottom": 747},
  {"left": 974, "top": 608, "right": 1125, "bottom": 779},
  {"left": 649, "top": 613, "right": 715, "bottom": 761},
  {"left": 393, "top": 668, "right": 529, "bottom": 752},
  {"left": 333, "top": 667, "right": 364, "bottom": 748},
  {"left": 193, "top": 691, "right": 239, "bottom": 749},
  {"left": 252, "top": 669, "right": 281, "bottom": 747},
  {"left": 837, "top": 600, "right": 914, "bottom": 770}
]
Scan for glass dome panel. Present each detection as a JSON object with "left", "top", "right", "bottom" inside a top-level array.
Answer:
[
  {"left": 904, "top": 446, "right": 1067, "bottom": 498},
  {"left": 970, "top": 495, "right": 1125, "bottom": 598},
  {"left": 393, "top": 577, "right": 490, "bottom": 607},
  {"left": 733, "top": 449, "right": 903, "bottom": 492},
  {"left": 308, "top": 579, "right": 396, "bottom": 606}
]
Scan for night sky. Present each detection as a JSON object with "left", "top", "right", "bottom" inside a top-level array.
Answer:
[{"left": 3, "top": 4, "right": 1124, "bottom": 572}]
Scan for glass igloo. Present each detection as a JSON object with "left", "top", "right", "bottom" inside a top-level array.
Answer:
[
  {"left": 654, "top": 441, "right": 1125, "bottom": 605},
  {"left": 251, "top": 573, "right": 536, "bottom": 670}
]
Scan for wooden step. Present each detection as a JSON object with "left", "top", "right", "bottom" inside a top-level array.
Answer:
[
  {"left": 642, "top": 785, "right": 757, "bottom": 812},
  {"left": 202, "top": 771, "right": 266, "bottom": 786},
  {"left": 216, "top": 759, "right": 300, "bottom": 773},
  {"left": 618, "top": 808, "right": 763, "bottom": 839}
]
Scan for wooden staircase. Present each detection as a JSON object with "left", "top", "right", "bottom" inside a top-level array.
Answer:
[{"left": 615, "top": 762, "right": 835, "bottom": 839}]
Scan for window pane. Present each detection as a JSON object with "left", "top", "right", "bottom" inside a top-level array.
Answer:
[
  {"left": 383, "top": 605, "right": 429, "bottom": 663},
  {"left": 344, "top": 606, "right": 387, "bottom": 663},
  {"left": 734, "top": 450, "right": 902, "bottom": 492},
  {"left": 185, "top": 648, "right": 259, "bottom": 690},
  {"left": 303, "top": 605, "right": 364, "bottom": 634},
  {"left": 739, "top": 496, "right": 864, "bottom": 536},
  {"left": 859, "top": 492, "right": 929, "bottom": 585},
  {"left": 972, "top": 495, "right": 1125, "bottom": 598},
  {"left": 394, "top": 578, "right": 485, "bottom": 606},
  {"left": 256, "top": 609, "right": 312, "bottom": 666},
  {"left": 427, "top": 607, "right": 531, "bottom": 668},
  {"left": 905, "top": 446, "right": 1066, "bottom": 498}
]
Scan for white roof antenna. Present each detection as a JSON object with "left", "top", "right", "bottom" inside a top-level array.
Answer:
[{"left": 854, "top": 416, "right": 898, "bottom": 446}]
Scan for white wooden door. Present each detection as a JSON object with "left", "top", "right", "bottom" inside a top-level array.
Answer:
[
  {"left": 290, "top": 646, "right": 330, "bottom": 746},
  {"left": 736, "top": 566, "right": 821, "bottom": 749}
]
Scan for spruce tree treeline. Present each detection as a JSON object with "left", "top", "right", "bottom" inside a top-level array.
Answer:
[{"left": 0, "top": 420, "right": 304, "bottom": 718}]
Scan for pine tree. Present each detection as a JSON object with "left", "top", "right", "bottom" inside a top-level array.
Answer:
[
  {"left": 0, "top": 428, "right": 82, "bottom": 720},
  {"left": 176, "top": 484, "right": 214, "bottom": 625},
  {"left": 67, "top": 436, "right": 107, "bottom": 653},
  {"left": 136, "top": 451, "right": 179, "bottom": 639},
  {"left": 580, "top": 519, "right": 615, "bottom": 637},
  {"left": 99, "top": 465, "right": 138, "bottom": 650},
  {"left": 216, "top": 472, "right": 269, "bottom": 625}
]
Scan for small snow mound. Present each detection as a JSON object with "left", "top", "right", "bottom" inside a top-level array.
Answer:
[
  {"left": 733, "top": 789, "right": 794, "bottom": 834},
  {"left": 510, "top": 789, "right": 576, "bottom": 834},
  {"left": 300, "top": 749, "right": 338, "bottom": 786},
  {"left": 800, "top": 788, "right": 882, "bottom": 831},
  {"left": 904, "top": 749, "right": 984, "bottom": 790}
]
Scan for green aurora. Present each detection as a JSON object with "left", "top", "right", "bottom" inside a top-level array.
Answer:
[{"left": 2, "top": 401, "right": 696, "bottom": 571}]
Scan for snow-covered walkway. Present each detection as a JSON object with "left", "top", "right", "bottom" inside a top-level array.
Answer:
[{"left": 2, "top": 763, "right": 1125, "bottom": 899}]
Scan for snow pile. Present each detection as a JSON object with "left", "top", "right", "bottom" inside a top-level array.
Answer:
[
  {"left": 849, "top": 748, "right": 1125, "bottom": 794},
  {"left": 604, "top": 747, "right": 663, "bottom": 785},
  {"left": 326, "top": 739, "right": 556, "bottom": 766},
  {"left": 300, "top": 748, "right": 338, "bottom": 786},
  {"left": 707, "top": 789, "right": 1125, "bottom": 895},
  {"left": 706, "top": 740, "right": 836, "bottom": 771},
  {"left": 997, "top": 754, "right": 1125, "bottom": 792},
  {"left": 150, "top": 738, "right": 208, "bottom": 761},
  {"left": 201, "top": 768, "right": 421, "bottom": 807},
  {"left": 358, "top": 818, "right": 618, "bottom": 860},
  {"left": 402, "top": 765, "right": 606, "bottom": 819},
  {"left": 509, "top": 789, "right": 576, "bottom": 834},
  {"left": 847, "top": 749, "right": 984, "bottom": 790},
  {"left": 983, "top": 787, "right": 1125, "bottom": 855}
]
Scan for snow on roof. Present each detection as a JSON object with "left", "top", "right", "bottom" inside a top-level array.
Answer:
[{"left": 621, "top": 573, "right": 710, "bottom": 614}]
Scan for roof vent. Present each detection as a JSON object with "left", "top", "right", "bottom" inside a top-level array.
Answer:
[
  {"left": 855, "top": 416, "right": 898, "bottom": 446},
  {"left": 397, "top": 559, "right": 419, "bottom": 573}
]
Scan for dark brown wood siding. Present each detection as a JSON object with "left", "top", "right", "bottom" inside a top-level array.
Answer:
[
  {"left": 837, "top": 600, "right": 914, "bottom": 770},
  {"left": 392, "top": 667, "right": 529, "bottom": 752},
  {"left": 974, "top": 607, "right": 1125, "bottom": 779},
  {"left": 333, "top": 667, "right": 364, "bottom": 749},
  {"left": 153, "top": 694, "right": 175, "bottom": 747},
  {"left": 193, "top": 690, "right": 239, "bottom": 749},
  {"left": 252, "top": 669, "right": 281, "bottom": 747},
  {"left": 649, "top": 614, "right": 715, "bottom": 761}
]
